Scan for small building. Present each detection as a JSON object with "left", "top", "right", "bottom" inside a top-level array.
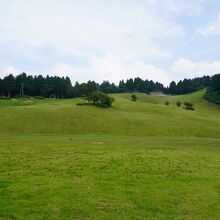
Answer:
[{"left": 150, "top": 90, "right": 165, "bottom": 96}]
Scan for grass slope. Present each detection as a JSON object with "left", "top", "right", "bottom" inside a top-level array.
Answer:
[
  {"left": 0, "top": 90, "right": 220, "bottom": 219},
  {"left": 0, "top": 89, "right": 220, "bottom": 138}
]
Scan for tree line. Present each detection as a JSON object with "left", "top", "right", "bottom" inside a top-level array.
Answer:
[
  {"left": 167, "top": 75, "right": 213, "bottom": 95},
  {"left": 0, "top": 72, "right": 219, "bottom": 98},
  {"left": 203, "top": 74, "right": 220, "bottom": 105}
]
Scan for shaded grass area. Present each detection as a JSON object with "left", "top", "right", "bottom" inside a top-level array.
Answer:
[{"left": 0, "top": 135, "right": 220, "bottom": 219}]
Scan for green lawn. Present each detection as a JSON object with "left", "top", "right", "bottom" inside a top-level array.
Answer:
[{"left": 0, "top": 90, "right": 220, "bottom": 219}]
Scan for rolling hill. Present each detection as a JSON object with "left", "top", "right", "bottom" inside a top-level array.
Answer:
[
  {"left": 0, "top": 90, "right": 220, "bottom": 219},
  {"left": 0, "top": 89, "right": 220, "bottom": 137}
]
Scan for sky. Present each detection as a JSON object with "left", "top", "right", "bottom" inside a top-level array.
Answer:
[{"left": 0, "top": 0, "right": 220, "bottom": 85}]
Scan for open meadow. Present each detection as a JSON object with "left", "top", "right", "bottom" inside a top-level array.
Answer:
[{"left": 0, "top": 90, "right": 220, "bottom": 219}]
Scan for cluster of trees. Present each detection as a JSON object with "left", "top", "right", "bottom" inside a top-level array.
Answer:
[
  {"left": 74, "top": 78, "right": 164, "bottom": 96},
  {"left": 0, "top": 74, "right": 165, "bottom": 98},
  {"left": 167, "top": 75, "right": 214, "bottom": 95},
  {"left": 204, "top": 74, "right": 220, "bottom": 105},
  {"left": 0, "top": 73, "right": 72, "bottom": 98}
]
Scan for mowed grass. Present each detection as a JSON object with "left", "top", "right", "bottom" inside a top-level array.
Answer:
[
  {"left": 0, "top": 135, "right": 220, "bottom": 220},
  {"left": 0, "top": 90, "right": 220, "bottom": 219}
]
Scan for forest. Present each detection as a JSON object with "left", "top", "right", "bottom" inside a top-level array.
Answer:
[{"left": 0, "top": 73, "right": 219, "bottom": 101}]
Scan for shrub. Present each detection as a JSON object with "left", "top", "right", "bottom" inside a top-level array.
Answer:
[
  {"left": 35, "top": 96, "right": 46, "bottom": 100},
  {"left": 183, "top": 101, "right": 194, "bottom": 110},
  {"left": 76, "top": 103, "right": 89, "bottom": 106},
  {"left": 14, "top": 95, "right": 30, "bottom": 99},
  {"left": 183, "top": 101, "right": 193, "bottom": 107},
  {"left": 0, "top": 97, "right": 11, "bottom": 100},
  {"left": 176, "top": 101, "right": 182, "bottom": 107},
  {"left": 131, "top": 94, "right": 138, "bottom": 102},
  {"left": 165, "top": 101, "right": 170, "bottom": 105}
]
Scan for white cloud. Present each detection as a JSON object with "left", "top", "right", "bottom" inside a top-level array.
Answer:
[
  {"left": 157, "top": 0, "right": 204, "bottom": 16},
  {"left": 49, "top": 54, "right": 171, "bottom": 85},
  {"left": 2, "top": 66, "right": 21, "bottom": 76},
  {"left": 198, "top": 11, "right": 220, "bottom": 36},
  {"left": 0, "top": 0, "right": 184, "bottom": 61},
  {"left": 0, "top": 0, "right": 218, "bottom": 85},
  {"left": 2, "top": 57, "right": 220, "bottom": 86},
  {"left": 50, "top": 57, "right": 220, "bottom": 86},
  {"left": 171, "top": 58, "right": 220, "bottom": 80}
]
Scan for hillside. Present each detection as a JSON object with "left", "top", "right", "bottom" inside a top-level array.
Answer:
[
  {"left": 1, "top": 90, "right": 220, "bottom": 219},
  {"left": 0, "top": 89, "right": 220, "bottom": 138}
]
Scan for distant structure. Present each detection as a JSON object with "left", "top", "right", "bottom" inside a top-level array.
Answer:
[{"left": 150, "top": 90, "right": 165, "bottom": 96}]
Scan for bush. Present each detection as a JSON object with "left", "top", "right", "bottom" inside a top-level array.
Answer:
[
  {"left": 183, "top": 101, "right": 193, "bottom": 107},
  {"left": 14, "top": 95, "right": 30, "bottom": 99},
  {"left": 0, "top": 97, "right": 11, "bottom": 100},
  {"left": 131, "top": 94, "right": 138, "bottom": 102},
  {"left": 165, "top": 101, "right": 170, "bottom": 105},
  {"left": 183, "top": 101, "right": 194, "bottom": 110},
  {"left": 35, "top": 96, "right": 46, "bottom": 100},
  {"left": 176, "top": 101, "right": 182, "bottom": 107},
  {"left": 76, "top": 103, "right": 89, "bottom": 106}
]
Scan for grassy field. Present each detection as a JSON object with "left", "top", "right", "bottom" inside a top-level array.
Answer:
[{"left": 0, "top": 90, "right": 220, "bottom": 219}]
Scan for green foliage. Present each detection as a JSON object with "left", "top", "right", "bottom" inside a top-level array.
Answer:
[
  {"left": 204, "top": 88, "right": 220, "bottom": 105},
  {"left": 0, "top": 97, "right": 11, "bottom": 100},
  {"left": 212, "top": 74, "right": 220, "bottom": 91},
  {"left": 168, "top": 75, "right": 212, "bottom": 95},
  {"left": 176, "top": 101, "right": 182, "bottom": 107},
  {"left": 86, "top": 91, "right": 114, "bottom": 107},
  {"left": 183, "top": 101, "right": 194, "bottom": 110},
  {"left": 165, "top": 100, "right": 170, "bottom": 105},
  {"left": 131, "top": 94, "right": 138, "bottom": 102},
  {"left": 34, "top": 96, "right": 46, "bottom": 100}
]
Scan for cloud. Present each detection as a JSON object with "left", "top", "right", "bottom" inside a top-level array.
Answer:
[
  {"left": 151, "top": 0, "right": 204, "bottom": 16},
  {"left": 2, "top": 66, "right": 21, "bottom": 76},
  {"left": 198, "top": 11, "right": 220, "bottom": 36},
  {"left": 0, "top": 0, "right": 184, "bottom": 62},
  {"left": 50, "top": 56, "right": 220, "bottom": 86},
  {"left": 171, "top": 58, "right": 220, "bottom": 80},
  {"left": 49, "top": 53, "right": 171, "bottom": 85},
  {"left": 2, "top": 57, "right": 220, "bottom": 87},
  {"left": 0, "top": 0, "right": 218, "bottom": 85}
]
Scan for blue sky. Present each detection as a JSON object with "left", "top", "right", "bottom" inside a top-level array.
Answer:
[{"left": 0, "top": 0, "right": 220, "bottom": 85}]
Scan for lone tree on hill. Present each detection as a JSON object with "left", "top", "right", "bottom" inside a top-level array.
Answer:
[
  {"left": 131, "top": 94, "right": 138, "bottom": 102},
  {"left": 87, "top": 91, "right": 114, "bottom": 107},
  {"left": 165, "top": 100, "right": 170, "bottom": 105},
  {"left": 176, "top": 101, "right": 182, "bottom": 107}
]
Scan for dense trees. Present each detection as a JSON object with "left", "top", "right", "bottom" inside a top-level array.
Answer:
[
  {"left": 0, "top": 72, "right": 219, "bottom": 99},
  {"left": 0, "top": 74, "right": 165, "bottom": 98},
  {"left": 167, "top": 75, "right": 213, "bottom": 95},
  {"left": 203, "top": 74, "right": 220, "bottom": 105},
  {"left": 0, "top": 73, "right": 73, "bottom": 98}
]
